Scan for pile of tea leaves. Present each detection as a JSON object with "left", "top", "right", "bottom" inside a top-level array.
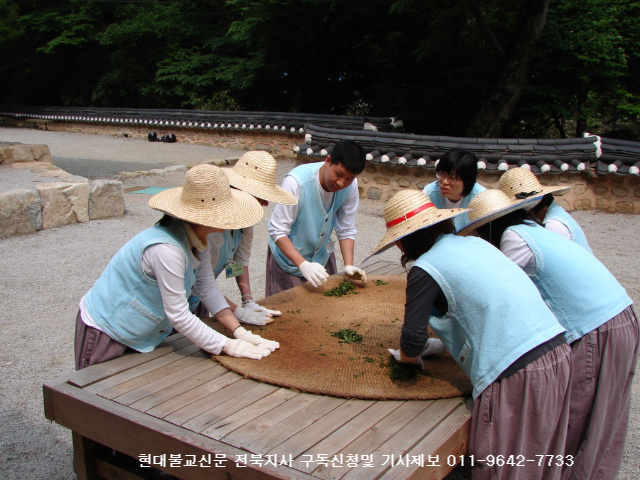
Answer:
[
  {"left": 387, "top": 356, "right": 424, "bottom": 381},
  {"left": 324, "top": 281, "right": 358, "bottom": 297},
  {"left": 330, "top": 328, "right": 363, "bottom": 344}
]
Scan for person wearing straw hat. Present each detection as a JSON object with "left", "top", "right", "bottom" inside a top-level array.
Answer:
[
  {"left": 189, "top": 151, "right": 298, "bottom": 326},
  {"left": 266, "top": 140, "right": 367, "bottom": 295},
  {"left": 421, "top": 148, "right": 485, "bottom": 231},
  {"left": 368, "top": 189, "right": 571, "bottom": 480},
  {"left": 459, "top": 188, "right": 638, "bottom": 480},
  {"left": 498, "top": 166, "right": 593, "bottom": 254},
  {"left": 74, "top": 164, "right": 280, "bottom": 370}
]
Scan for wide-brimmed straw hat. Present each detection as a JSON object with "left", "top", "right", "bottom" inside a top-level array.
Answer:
[
  {"left": 499, "top": 167, "right": 570, "bottom": 200},
  {"left": 368, "top": 190, "right": 469, "bottom": 257},
  {"left": 457, "top": 188, "right": 542, "bottom": 236},
  {"left": 149, "top": 163, "right": 263, "bottom": 229},
  {"left": 224, "top": 151, "right": 297, "bottom": 205}
]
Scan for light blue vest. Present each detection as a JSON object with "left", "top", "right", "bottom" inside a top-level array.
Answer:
[
  {"left": 188, "top": 229, "right": 245, "bottom": 311},
  {"left": 508, "top": 223, "right": 631, "bottom": 343},
  {"left": 213, "top": 229, "right": 244, "bottom": 277},
  {"left": 85, "top": 223, "right": 196, "bottom": 352},
  {"left": 414, "top": 234, "right": 564, "bottom": 399},
  {"left": 422, "top": 181, "right": 485, "bottom": 231},
  {"left": 269, "top": 162, "right": 351, "bottom": 275},
  {"left": 544, "top": 201, "right": 593, "bottom": 254}
]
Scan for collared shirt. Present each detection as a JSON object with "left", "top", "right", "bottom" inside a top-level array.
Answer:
[{"left": 268, "top": 173, "right": 359, "bottom": 243}]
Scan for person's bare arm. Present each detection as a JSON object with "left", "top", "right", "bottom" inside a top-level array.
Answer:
[
  {"left": 275, "top": 236, "right": 307, "bottom": 269},
  {"left": 339, "top": 238, "right": 355, "bottom": 267}
]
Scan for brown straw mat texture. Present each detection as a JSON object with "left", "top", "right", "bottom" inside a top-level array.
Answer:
[{"left": 210, "top": 275, "right": 472, "bottom": 400}]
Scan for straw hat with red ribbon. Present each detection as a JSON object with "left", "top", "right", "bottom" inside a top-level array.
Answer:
[{"left": 368, "top": 190, "right": 469, "bottom": 257}]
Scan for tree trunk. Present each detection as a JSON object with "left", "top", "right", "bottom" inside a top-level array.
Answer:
[{"left": 465, "top": 0, "right": 550, "bottom": 138}]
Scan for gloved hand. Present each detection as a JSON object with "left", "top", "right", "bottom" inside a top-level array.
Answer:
[
  {"left": 299, "top": 261, "right": 329, "bottom": 287},
  {"left": 343, "top": 265, "right": 367, "bottom": 284},
  {"left": 420, "top": 338, "right": 446, "bottom": 357},
  {"left": 222, "top": 338, "right": 271, "bottom": 359},
  {"left": 234, "top": 304, "right": 273, "bottom": 326},
  {"left": 233, "top": 326, "right": 280, "bottom": 352},
  {"left": 388, "top": 348, "right": 424, "bottom": 369},
  {"left": 388, "top": 338, "right": 445, "bottom": 364},
  {"left": 243, "top": 300, "right": 281, "bottom": 317}
]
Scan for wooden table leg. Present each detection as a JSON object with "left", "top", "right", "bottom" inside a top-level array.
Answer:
[{"left": 72, "top": 431, "right": 99, "bottom": 480}]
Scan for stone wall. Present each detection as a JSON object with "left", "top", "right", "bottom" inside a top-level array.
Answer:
[
  {"left": 357, "top": 163, "right": 640, "bottom": 214},
  {"left": 0, "top": 143, "right": 125, "bottom": 239},
  {"left": 17, "top": 121, "right": 640, "bottom": 214}
]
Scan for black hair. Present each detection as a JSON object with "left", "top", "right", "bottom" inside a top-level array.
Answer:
[
  {"left": 397, "top": 219, "right": 455, "bottom": 268},
  {"left": 156, "top": 213, "right": 178, "bottom": 227},
  {"left": 530, "top": 193, "right": 554, "bottom": 215},
  {"left": 436, "top": 148, "right": 478, "bottom": 197},
  {"left": 476, "top": 209, "right": 543, "bottom": 249},
  {"left": 329, "top": 140, "right": 366, "bottom": 175}
]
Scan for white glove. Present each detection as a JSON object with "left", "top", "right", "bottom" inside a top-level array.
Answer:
[
  {"left": 420, "top": 338, "right": 446, "bottom": 357},
  {"left": 222, "top": 338, "right": 271, "bottom": 359},
  {"left": 234, "top": 304, "right": 273, "bottom": 326},
  {"left": 344, "top": 265, "right": 367, "bottom": 283},
  {"left": 233, "top": 326, "right": 280, "bottom": 352},
  {"left": 299, "top": 261, "right": 329, "bottom": 287},
  {"left": 388, "top": 339, "right": 445, "bottom": 363},
  {"left": 244, "top": 300, "right": 281, "bottom": 317},
  {"left": 388, "top": 348, "right": 424, "bottom": 368}
]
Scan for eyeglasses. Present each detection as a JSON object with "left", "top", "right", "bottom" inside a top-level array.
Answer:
[{"left": 436, "top": 172, "right": 462, "bottom": 183}]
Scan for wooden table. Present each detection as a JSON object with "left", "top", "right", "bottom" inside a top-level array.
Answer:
[{"left": 43, "top": 259, "right": 472, "bottom": 480}]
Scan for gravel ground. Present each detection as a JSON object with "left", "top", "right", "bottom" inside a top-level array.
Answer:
[{"left": 0, "top": 128, "right": 639, "bottom": 479}]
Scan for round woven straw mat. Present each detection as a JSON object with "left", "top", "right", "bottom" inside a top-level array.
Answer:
[{"left": 211, "top": 275, "right": 472, "bottom": 400}]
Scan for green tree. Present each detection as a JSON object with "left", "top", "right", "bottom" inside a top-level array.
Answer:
[
  {"left": 0, "top": 0, "right": 113, "bottom": 105},
  {"left": 504, "top": 0, "right": 640, "bottom": 139},
  {"left": 465, "top": 0, "right": 550, "bottom": 138},
  {"left": 1, "top": 0, "right": 638, "bottom": 140}
]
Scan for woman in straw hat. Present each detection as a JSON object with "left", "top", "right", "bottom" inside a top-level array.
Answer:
[
  {"left": 189, "top": 151, "right": 298, "bottom": 326},
  {"left": 75, "top": 164, "right": 279, "bottom": 370},
  {"left": 498, "top": 166, "right": 592, "bottom": 254},
  {"left": 368, "top": 189, "right": 571, "bottom": 480},
  {"left": 421, "top": 148, "right": 485, "bottom": 231},
  {"left": 460, "top": 187, "right": 638, "bottom": 480}
]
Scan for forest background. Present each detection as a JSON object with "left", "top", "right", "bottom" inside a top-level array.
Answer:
[{"left": 0, "top": 0, "right": 638, "bottom": 140}]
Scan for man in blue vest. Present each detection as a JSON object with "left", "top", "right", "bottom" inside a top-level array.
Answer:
[{"left": 266, "top": 140, "right": 367, "bottom": 295}]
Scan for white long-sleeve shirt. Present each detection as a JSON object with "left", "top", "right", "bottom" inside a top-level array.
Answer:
[
  {"left": 543, "top": 219, "right": 572, "bottom": 240},
  {"left": 500, "top": 229, "right": 536, "bottom": 275},
  {"left": 268, "top": 174, "right": 359, "bottom": 243},
  {"left": 80, "top": 242, "right": 230, "bottom": 355}
]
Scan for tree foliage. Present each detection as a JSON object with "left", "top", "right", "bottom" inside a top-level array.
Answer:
[{"left": 0, "top": 0, "right": 638, "bottom": 139}]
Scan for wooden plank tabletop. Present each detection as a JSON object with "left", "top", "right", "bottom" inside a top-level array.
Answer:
[{"left": 43, "top": 259, "right": 472, "bottom": 480}]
